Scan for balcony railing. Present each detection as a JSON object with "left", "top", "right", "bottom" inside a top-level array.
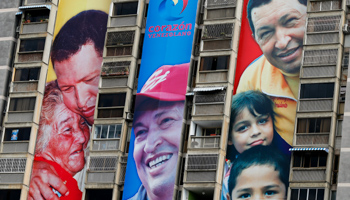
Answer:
[
  {"left": 303, "top": 49, "right": 338, "bottom": 66},
  {"left": 198, "top": 70, "right": 228, "bottom": 83},
  {"left": 110, "top": 15, "right": 137, "bottom": 27},
  {"left": 302, "top": 66, "right": 336, "bottom": 78},
  {"left": 92, "top": 139, "right": 120, "bottom": 151},
  {"left": 298, "top": 99, "right": 333, "bottom": 112},
  {"left": 194, "top": 103, "right": 224, "bottom": 115},
  {"left": 17, "top": 51, "right": 43, "bottom": 63},
  {"left": 189, "top": 136, "right": 220, "bottom": 148},
  {"left": 101, "top": 65, "right": 129, "bottom": 77},
  {"left": 26, "top": 0, "right": 47, "bottom": 5},
  {"left": 295, "top": 133, "right": 329, "bottom": 145},
  {"left": 106, "top": 46, "right": 133, "bottom": 57},
  {"left": 7, "top": 111, "right": 34, "bottom": 123},
  {"left": 202, "top": 23, "right": 234, "bottom": 40},
  {"left": 2, "top": 142, "right": 29, "bottom": 153},
  {"left": 291, "top": 168, "right": 326, "bottom": 182},
  {"left": 22, "top": 22, "right": 48, "bottom": 34},
  {"left": 11, "top": 81, "right": 38, "bottom": 93}
]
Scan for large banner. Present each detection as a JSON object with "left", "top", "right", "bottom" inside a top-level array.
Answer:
[
  {"left": 28, "top": 1, "right": 111, "bottom": 199},
  {"left": 222, "top": 0, "right": 306, "bottom": 199},
  {"left": 122, "top": 0, "right": 198, "bottom": 199}
]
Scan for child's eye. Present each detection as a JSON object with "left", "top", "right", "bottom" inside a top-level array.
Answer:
[
  {"left": 236, "top": 125, "right": 248, "bottom": 132},
  {"left": 265, "top": 190, "right": 278, "bottom": 196},
  {"left": 258, "top": 118, "right": 268, "bottom": 124},
  {"left": 238, "top": 193, "right": 251, "bottom": 199}
]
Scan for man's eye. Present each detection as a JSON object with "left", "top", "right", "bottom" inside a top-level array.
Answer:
[
  {"left": 237, "top": 193, "right": 251, "bottom": 199},
  {"left": 265, "top": 190, "right": 277, "bottom": 196},
  {"left": 259, "top": 31, "right": 273, "bottom": 40},
  {"left": 85, "top": 76, "right": 97, "bottom": 83},
  {"left": 285, "top": 17, "right": 298, "bottom": 27}
]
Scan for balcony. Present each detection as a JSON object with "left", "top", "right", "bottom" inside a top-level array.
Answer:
[
  {"left": 298, "top": 99, "right": 333, "bottom": 112},
  {"left": 106, "top": 46, "right": 133, "bottom": 57},
  {"left": 295, "top": 133, "right": 329, "bottom": 146},
  {"left": 2, "top": 141, "right": 29, "bottom": 153},
  {"left": 110, "top": 15, "right": 137, "bottom": 27},
  {"left": 202, "top": 23, "right": 233, "bottom": 51},
  {"left": 0, "top": 158, "right": 26, "bottom": 184},
  {"left": 189, "top": 136, "right": 220, "bottom": 149},
  {"left": 87, "top": 156, "right": 118, "bottom": 183},
  {"left": 105, "top": 31, "right": 134, "bottom": 57},
  {"left": 11, "top": 81, "right": 38, "bottom": 93},
  {"left": 185, "top": 154, "right": 218, "bottom": 183},
  {"left": 198, "top": 70, "right": 228, "bottom": 83},
  {"left": 92, "top": 139, "right": 120, "bottom": 151},
  {"left": 22, "top": 22, "right": 48, "bottom": 34},
  {"left": 291, "top": 168, "right": 326, "bottom": 182}
]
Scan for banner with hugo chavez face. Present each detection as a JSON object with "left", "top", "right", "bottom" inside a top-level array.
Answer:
[
  {"left": 122, "top": 0, "right": 198, "bottom": 199},
  {"left": 28, "top": 0, "right": 111, "bottom": 199},
  {"left": 222, "top": 0, "right": 307, "bottom": 199}
]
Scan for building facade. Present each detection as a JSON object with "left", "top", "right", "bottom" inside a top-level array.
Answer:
[{"left": 0, "top": 0, "right": 349, "bottom": 199}]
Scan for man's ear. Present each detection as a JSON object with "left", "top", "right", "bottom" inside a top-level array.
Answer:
[{"left": 226, "top": 193, "right": 231, "bottom": 200}]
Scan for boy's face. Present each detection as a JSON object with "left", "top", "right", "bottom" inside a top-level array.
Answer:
[
  {"left": 230, "top": 165, "right": 286, "bottom": 200},
  {"left": 232, "top": 108, "right": 274, "bottom": 153}
]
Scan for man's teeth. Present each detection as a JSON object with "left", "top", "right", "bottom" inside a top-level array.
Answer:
[
  {"left": 149, "top": 155, "right": 171, "bottom": 168},
  {"left": 279, "top": 48, "right": 297, "bottom": 57}
]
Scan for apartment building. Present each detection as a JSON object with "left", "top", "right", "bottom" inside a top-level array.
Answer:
[{"left": 0, "top": 0, "right": 349, "bottom": 199}]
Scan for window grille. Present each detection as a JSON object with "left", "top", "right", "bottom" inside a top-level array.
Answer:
[
  {"left": 0, "top": 158, "right": 26, "bottom": 173},
  {"left": 306, "top": 33, "right": 338, "bottom": 45},
  {"left": 186, "top": 154, "right": 218, "bottom": 170},
  {"left": 303, "top": 49, "right": 338, "bottom": 66},
  {"left": 206, "top": 0, "right": 236, "bottom": 8},
  {"left": 89, "top": 156, "right": 118, "bottom": 171},
  {"left": 307, "top": 15, "right": 341, "bottom": 32},
  {"left": 195, "top": 90, "right": 225, "bottom": 103},
  {"left": 106, "top": 31, "right": 135, "bottom": 46},
  {"left": 102, "top": 61, "right": 130, "bottom": 76},
  {"left": 203, "top": 23, "right": 234, "bottom": 39}
]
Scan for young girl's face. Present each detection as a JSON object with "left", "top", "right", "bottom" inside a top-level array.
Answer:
[
  {"left": 232, "top": 108, "right": 274, "bottom": 154},
  {"left": 230, "top": 165, "right": 286, "bottom": 200}
]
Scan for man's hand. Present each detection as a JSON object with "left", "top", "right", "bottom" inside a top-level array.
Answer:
[{"left": 28, "top": 160, "right": 69, "bottom": 200}]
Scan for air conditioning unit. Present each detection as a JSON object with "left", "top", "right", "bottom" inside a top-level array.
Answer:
[
  {"left": 343, "top": 24, "right": 349, "bottom": 33},
  {"left": 126, "top": 112, "right": 134, "bottom": 121}
]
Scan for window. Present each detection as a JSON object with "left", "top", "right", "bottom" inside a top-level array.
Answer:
[
  {"left": 310, "top": 0, "right": 341, "bottom": 12},
  {"left": 300, "top": 83, "right": 334, "bottom": 99},
  {"left": 19, "top": 38, "right": 45, "bottom": 52},
  {"left": 293, "top": 151, "right": 327, "bottom": 168},
  {"left": 4, "top": 128, "right": 31, "bottom": 141},
  {"left": 97, "top": 93, "right": 126, "bottom": 118},
  {"left": 336, "top": 120, "right": 342, "bottom": 136},
  {"left": 203, "top": 128, "right": 221, "bottom": 136},
  {"left": 114, "top": 2, "right": 138, "bottom": 16},
  {"left": 85, "top": 189, "right": 113, "bottom": 200},
  {"left": 297, "top": 118, "right": 331, "bottom": 133},
  {"left": 200, "top": 56, "right": 229, "bottom": 71},
  {"left": 0, "top": 189, "right": 21, "bottom": 200},
  {"left": 24, "top": 9, "right": 50, "bottom": 23},
  {"left": 332, "top": 155, "right": 339, "bottom": 184},
  {"left": 94, "top": 124, "right": 122, "bottom": 139},
  {"left": 291, "top": 188, "right": 324, "bottom": 200},
  {"left": 14, "top": 68, "right": 40, "bottom": 81},
  {"left": 9, "top": 97, "right": 35, "bottom": 111}
]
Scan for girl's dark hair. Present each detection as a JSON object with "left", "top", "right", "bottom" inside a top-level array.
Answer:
[
  {"left": 227, "top": 90, "right": 277, "bottom": 160},
  {"left": 228, "top": 145, "right": 290, "bottom": 198}
]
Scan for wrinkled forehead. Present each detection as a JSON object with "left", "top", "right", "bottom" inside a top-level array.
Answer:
[
  {"left": 134, "top": 100, "right": 184, "bottom": 122},
  {"left": 53, "top": 103, "right": 81, "bottom": 126}
]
